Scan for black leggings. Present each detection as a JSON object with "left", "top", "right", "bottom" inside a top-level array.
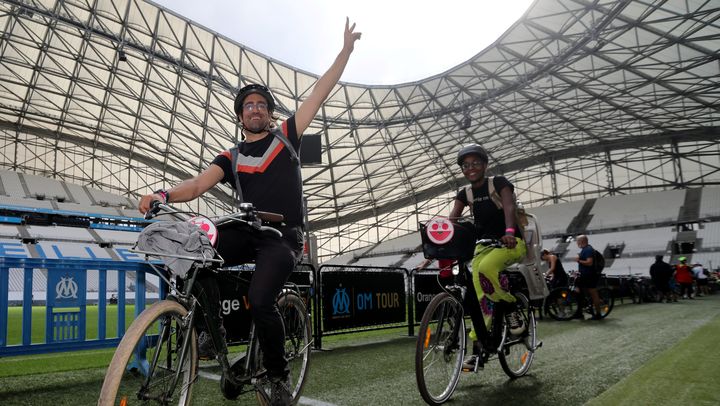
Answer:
[
  {"left": 679, "top": 282, "right": 693, "bottom": 297},
  {"left": 214, "top": 224, "right": 303, "bottom": 379}
]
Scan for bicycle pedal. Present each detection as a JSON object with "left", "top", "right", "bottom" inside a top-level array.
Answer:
[{"left": 462, "top": 363, "right": 483, "bottom": 373}]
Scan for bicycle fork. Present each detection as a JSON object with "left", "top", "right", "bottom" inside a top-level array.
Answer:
[{"left": 139, "top": 301, "right": 199, "bottom": 402}]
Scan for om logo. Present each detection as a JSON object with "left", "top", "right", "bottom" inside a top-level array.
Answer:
[
  {"left": 332, "top": 287, "right": 350, "bottom": 316},
  {"left": 55, "top": 276, "right": 79, "bottom": 300}
]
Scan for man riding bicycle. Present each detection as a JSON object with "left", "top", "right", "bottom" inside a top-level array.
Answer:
[
  {"left": 139, "top": 18, "right": 361, "bottom": 406},
  {"left": 449, "top": 144, "right": 527, "bottom": 370}
]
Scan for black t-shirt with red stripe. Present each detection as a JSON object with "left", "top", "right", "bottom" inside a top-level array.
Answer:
[{"left": 211, "top": 116, "right": 303, "bottom": 228}]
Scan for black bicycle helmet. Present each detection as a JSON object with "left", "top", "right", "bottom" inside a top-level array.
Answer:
[
  {"left": 456, "top": 144, "right": 488, "bottom": 166},
  {"left": 233, "top": 84, "right": 276, "bottom": 116}
]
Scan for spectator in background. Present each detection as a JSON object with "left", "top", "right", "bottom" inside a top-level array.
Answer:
[
  {"left": 574, "top": 235, "right": 603, "bottom": 319},
  {"left": 674, "top": 257, "right": 694, "bottom": 299},
  {"left": 692, "top": 262, "right": 709, "bottom": 296},
  {"left": 541, "top": 249, "right": 569, "bottom": 289},
  {"left": 649, "top": 255, "right": 673, "bottom": 303}
]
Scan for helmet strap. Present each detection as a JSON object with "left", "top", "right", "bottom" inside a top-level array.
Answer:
[
  {"left": 242, "top": 125, "right": 267, "bottom": 135},
  {"left": 240, "top": 119, "right": 271, "bottom": 137}
]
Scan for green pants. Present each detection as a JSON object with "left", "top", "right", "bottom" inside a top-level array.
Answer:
[{"left": 471, "top": 237, "right": 527, "bottom": 330}]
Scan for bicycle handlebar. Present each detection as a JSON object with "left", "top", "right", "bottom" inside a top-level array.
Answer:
[{"left": 144, "top": 200, "right": 283, "bottom": 238}]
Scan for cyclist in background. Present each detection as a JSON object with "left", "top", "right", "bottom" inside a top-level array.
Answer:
[
  {"left": 139, "top": 18, "right": 361, "bottom": 406},
  {"left": 541, "top": 249, "right": 568, "bottom": 289},
  {"left": 449, "top": 144, "right": 527, "bottom": 369},
  {"left": 574, "top": 235, "right": 603, "bottom": 319}
]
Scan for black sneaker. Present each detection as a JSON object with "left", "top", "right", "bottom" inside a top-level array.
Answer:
[
  {"left": 506, "top": 311, "right": 526, "bottom": 335},
  {"left": 198, "top": 325, "right": 226, "bottom": 360},
  {"left": 462, "top": 354, "right": 483, "bottom": 372},
  {"left": 268, "top": 376, "right": 292, "bottom": 406}
]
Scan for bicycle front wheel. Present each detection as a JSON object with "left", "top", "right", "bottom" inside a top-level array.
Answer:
[
  {"left": 279, "top": 292, "right": 312, "bottom": 402},
  {"left": 544, "top": 287, "right": 579, "bottom": 321},
  {"left": 415, "top": 292, "right": 465, "bottom": 405},
  {"left": 98, "top": 300, "right": 197, "bottom": 406},
  {"left": 590, "top": 287, "right": 615, "bottom": 319},
  {"left": 499, "top": 292, "right": 536, "bottom": 378}
]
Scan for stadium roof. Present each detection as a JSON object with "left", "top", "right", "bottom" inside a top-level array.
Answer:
[{"left": 0, "top": 0, "right": 718, "bottom": 258}]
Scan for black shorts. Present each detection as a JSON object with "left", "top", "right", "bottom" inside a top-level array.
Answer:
[{"left": 575, "top": 271, "right": 600, "bottom": 289}]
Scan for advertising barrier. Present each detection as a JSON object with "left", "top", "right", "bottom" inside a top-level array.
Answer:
[
  {"left": 215, "top": 267, "right": 312, "bottom": 344},
  {"left": 412, "top": 270, "right": 445, "bottom": 323},
  {"left": 316, "top": 265, "right": 410, "bottom": 348}
]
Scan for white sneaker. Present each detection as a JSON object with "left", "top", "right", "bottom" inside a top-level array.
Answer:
[{"left": 506, "top": 311, "right": 526, "bottom": 336}]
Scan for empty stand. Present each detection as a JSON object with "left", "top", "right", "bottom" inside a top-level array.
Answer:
[
  {"left": 63, "top": 183, "right": 94, "bottom": 205},
  {"left": 527, "top": 201, "right": 584, "bottom": 236},
  {"left": 697, "top": 222, "right": 720, "bottom": 248},
  {"left": 22, "top": 173, "right": 68, "bottom": 201},
  {"left": 25, "top": 225, "right": 95, "bottom": 243},
  {"left": 93, "top": 228, "right": 141, "bottom": 244},
  {"left": 0, "top": 225, "right": 21, "bottom": 238},
  {"left": 605, "top": 256, "right": 658, "bottom": 276},
  {"left": 604, "top": 227, "right": 674, "bottom": 255},
  {"left": 541, "top": 237, "right": 561, "bottom": 252},
  {"left": 0, "top": 196, "right": 54, "bottom": 210},
  {"left": 586, "top": 190, "right": 685, "bottom": 230},
  {"left": 699, "top": 187, "right": 720, "bottom": 218},
  {"left": 0, "top": 171, "right": 26, "bottom": 197},
  {"left": 86, "top": 187, "right": 133, "bottom": 208},
  {"left": 364, "top": 233, "right": 421, "bottom": 256},
  {"left": 352, "top": 254, "right": 407, "bottom": 268}
]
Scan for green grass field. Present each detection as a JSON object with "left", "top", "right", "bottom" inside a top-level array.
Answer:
[
  {"left": 1, "top": 295, "right": 719, "bottom": 405},
  {"left": 3, "top": 305, "right": 137, "bottom": 346}
]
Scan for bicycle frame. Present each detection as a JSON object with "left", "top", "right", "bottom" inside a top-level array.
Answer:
[
  {"left": 440, "top": 258, "right": 525, "bottom": 354},
  {"left": 130, "top": 202, "right": 294, "bottom": 391}
]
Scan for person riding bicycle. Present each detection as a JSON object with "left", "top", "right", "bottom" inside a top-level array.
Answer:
[
  {"left": 541, "top": 249, "right": 568, "bottom": 289},
  {"left": 449, "top": 144, "right": 527, "bottom": 369},
  {"left": 139, "top": 18, "right": 361, "bottom": 406},
  {"left": 574, "top": 235, "right": 603, "bottom": 320}
]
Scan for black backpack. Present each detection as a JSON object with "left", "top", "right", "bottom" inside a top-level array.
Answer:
[{"left": 592, "top": 249, "right": 606, "bottom": 273}]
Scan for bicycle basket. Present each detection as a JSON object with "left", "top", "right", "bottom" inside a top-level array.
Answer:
[{"left": 420, "top": 218, "right": 476, "bottom": 261}]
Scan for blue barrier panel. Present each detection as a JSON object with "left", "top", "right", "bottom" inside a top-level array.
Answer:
[
  {"left": 0, "top": 257, "right": 161, "bottom": 357},
  {"left": 0, "top": 266, "right": 7, "bottom": 347}
]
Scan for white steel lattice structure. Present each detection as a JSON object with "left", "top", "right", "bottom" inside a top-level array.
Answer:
[{"left": 0, "top": 0, "right": 719, "bottom": 260}]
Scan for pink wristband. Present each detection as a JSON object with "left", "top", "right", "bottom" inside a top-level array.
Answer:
[{"left": 505, "top": 227, "right": 515, "bottom": 234}]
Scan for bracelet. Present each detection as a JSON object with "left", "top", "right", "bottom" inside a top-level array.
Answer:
[
  {"left": 153, "top": 189, "right": 169, "bottom": 204},
  {"left": 505, "top": 227, "right": 515, "bottom": 234}
]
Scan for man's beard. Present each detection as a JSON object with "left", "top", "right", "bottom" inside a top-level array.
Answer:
[{"left": 243, "top": 118, "right": 268, "bottom": 134}]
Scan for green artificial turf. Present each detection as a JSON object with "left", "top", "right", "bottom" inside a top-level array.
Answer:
[
  {"left": 0, "top": 295, "right": 718, "bottom": 405},
  {"left": 587, "top": 312, "right": 720, "bottom": 406}
]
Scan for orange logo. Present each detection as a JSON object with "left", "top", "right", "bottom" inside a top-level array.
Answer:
[{"left": 426, "top": 217, "right": 454, "bottom": 245}]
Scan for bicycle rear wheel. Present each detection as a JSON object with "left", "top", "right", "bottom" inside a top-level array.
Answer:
[
  {"left": 544, "top": 287, "right": 579, "bottom": 321},
  {"left": 98, "top": 300, "right": 197, "bottom": 406},
  {"left": 499, "top": 292, "right": 536, "bottom": 378},
  {"left": 590, "top": 287, "right": 615, "bottom": 319},
  {"left": 415, "top": 292, "right": 465, "bottom": 405}
]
